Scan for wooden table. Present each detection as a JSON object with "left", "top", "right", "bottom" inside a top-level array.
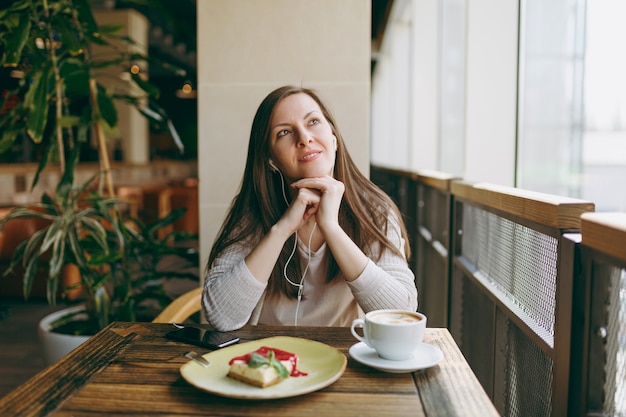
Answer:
[{"left": 0, "top": 323, "right": 499, "bottom": 416}]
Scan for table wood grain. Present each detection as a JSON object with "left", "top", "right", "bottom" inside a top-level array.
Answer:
[{"left": 0, "top": 323, "right": 499, "bottom": 416}]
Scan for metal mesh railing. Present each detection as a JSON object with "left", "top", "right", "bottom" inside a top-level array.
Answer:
[
  {"left": 372, "top": 171, "right": 592, "bottom": 416},
  {"left": 502, "top": 317, "right": 554, "bottom": 417},
  {"left": 598, "top": 267, "right": 626, "bottom": 416},
  {"left": 461, "top": 205, "right": 558, "bottom": 346}
]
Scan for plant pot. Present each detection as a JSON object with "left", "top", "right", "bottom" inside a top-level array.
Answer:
[{"left": 38, "top": 305, "right": 91, "bottom": 365}]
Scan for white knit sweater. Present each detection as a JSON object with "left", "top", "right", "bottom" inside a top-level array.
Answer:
[{"left": 202, "top": 214, "right": 418, "bottom": 331}]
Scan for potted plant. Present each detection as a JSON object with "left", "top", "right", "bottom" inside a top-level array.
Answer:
[
  {"left": 1, "top": 168, "right": 199, "bottom": 363},
  {"left": 0, "top": 0, "right": 197, "bottom": 363}
]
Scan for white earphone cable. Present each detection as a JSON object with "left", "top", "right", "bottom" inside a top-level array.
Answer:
[
  {"left": 276, "top": 168, "right": 315, "bottom": 326},
  {"left": 293, "top": 222, "right": 315, "bottom": 326}
]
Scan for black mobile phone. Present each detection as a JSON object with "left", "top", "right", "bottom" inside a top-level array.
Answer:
[{"left": 166, "top": 327, "right": 240, "bottom": 349}]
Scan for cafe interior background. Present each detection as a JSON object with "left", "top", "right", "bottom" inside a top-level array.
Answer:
[
  {"left": 1, "top": 0, "right": 624, "bottom": 265},
  {"left": 1, "top": 0, "right": 625, "bottom": 411}
]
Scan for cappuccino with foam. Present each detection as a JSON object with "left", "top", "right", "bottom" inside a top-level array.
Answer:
[
  {"left": 351, "top": 309, "right": 427, "bottom": 361},
  {"left": 368, "top": 311, "right": 422, "bottom": 325}
]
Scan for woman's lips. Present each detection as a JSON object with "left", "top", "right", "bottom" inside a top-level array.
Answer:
[{"left": 299, "top": 151, "right": 321, "bottom": 162}]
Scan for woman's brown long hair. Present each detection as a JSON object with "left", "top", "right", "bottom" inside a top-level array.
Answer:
[{"left": 207, "top": 86, "right": 410, "bottom": 299}]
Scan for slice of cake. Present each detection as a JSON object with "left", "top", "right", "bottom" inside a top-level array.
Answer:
[{"left": 227, "top": 346, "right": 307, "bottom": 388}]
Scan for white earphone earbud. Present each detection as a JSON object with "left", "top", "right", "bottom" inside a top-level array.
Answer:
[{"left": 268, "top": 159, "right": 279, "bottom": 172}]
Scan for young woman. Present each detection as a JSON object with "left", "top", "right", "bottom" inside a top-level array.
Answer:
[{"left": 202, "top": 85, "right": 417, "bottom": 331}]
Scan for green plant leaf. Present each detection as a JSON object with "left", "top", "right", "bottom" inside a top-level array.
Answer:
[
  {"left": 68, "top": 228, "right": 90, "bottom": 271},
  {"left": 0, "top": 125, "right": 23, "bottom": 152},
  {"left": 93, "top": 286, "right": 111, "bottom": 330},
  {"left": 2, "top": 11, "right": 30, "bottom": 66},
  {"left": 53, "top": 14, "right": 85, "bottom": 56},
  {"left": 31, "top": 144, "right": 52, "bottom": 190},
  {"left": 56, "top": 147, "right": 81, "bottom": 199},
  {"left": 0, "top": 1, "right": 30, "bottom": 21},
  {"left": 0, "top": 104, "right": 26, "bottom": 149},
  {"left": 74, "top": 0, "right": 99, "bottom": 37},
  {"left": 40, "top": 217, "right": 63, "bottom": 254},
  {"left": 46, "top": 267, "right": 61, "bottom": 306},
  {"left": 147, "top": 207, "right": 186, "bottom": 232},
  {"left": 58, "top": 115, "right": 81, "bottom": 128},
  {"left": 40, "top": 193, "right": 55, "bottom": 208},
  {"left": 97, "top": 23, "right": 124, "bottom": 35},
  {"left": 0, "top": 205, "right": 50, "bottom": 222},
  {"left": 49, "top": 228, "right": 67, "bottom": 279},
  {"left": 81, "top": 217, "right": 109, "bottom": 250},
  {"left": 131, "top": 72, "right": 160, "bottom": 98},
  {"left": 146, "top": 99, "right": 184, "bottom": 153},
  {"left": 22, "top": 252, "right": 42, "bottom": 301},
  {"left": 25, "top": 65, "right": 53, "bottom": 144},
  {"left": 22, "top": 229, "right": 46, "bottom": 269},
  {"left": 97, "top": 84, "right": 118, "bottom": 128}
]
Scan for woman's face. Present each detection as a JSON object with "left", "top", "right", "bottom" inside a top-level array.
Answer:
[{"left": 268, "top": 93, "right": 336, "bottom": 182}]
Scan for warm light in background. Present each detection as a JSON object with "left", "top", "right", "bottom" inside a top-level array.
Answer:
[{"left": 176, "top": 81, "right": 196, "bottom": 99}]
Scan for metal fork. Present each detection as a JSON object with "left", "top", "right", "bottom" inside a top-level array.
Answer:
[{"left": 184, "top": 351, "right": 210, "bottom": 368}]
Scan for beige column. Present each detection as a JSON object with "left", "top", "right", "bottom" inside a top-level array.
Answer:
[
  {"left": 93, "top": 9, "right": 150, "bottom": 165},
  {"left": 196, "top": 0, "right": 371, "bottom": 272}
]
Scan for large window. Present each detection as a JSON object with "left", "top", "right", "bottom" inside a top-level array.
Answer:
[
  {"left": 518, "top": 0, "right": 626, "bottom": 212},
  {"left": 439, "top": 0, "right": 466, "bottom": 176},
  {"left": 372, "top": 0, "right": 626, "bottom": 212},
  {"left": 516, "top": 0, "right": 586, "bottom": 199},
  {"left": 579, "top": 0, "right": 626, "bottom": 211}
]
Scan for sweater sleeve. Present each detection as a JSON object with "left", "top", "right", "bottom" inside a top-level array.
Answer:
[
  {"left": 202, "top": 238, "right": 267, "bottom": 331},
  {"left": 346, "top": 213, "right": 418, "bottom": 312}
]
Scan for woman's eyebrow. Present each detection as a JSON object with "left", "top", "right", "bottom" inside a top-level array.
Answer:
[
  {"left": 271, "top": 122, "right": 290, "bottom": 130},
  {"left": 271, "top": 110, "right": 321, "bottom": 130},
  {"left": 304, "top": 110, "right": 320, "bottom": 118}
]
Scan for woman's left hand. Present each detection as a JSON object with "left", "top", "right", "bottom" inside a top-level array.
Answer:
[
  {"left": 292, "top": 175, "right": 369, "bottom": 281},
  {"left": 291, "top": 175, "right": 344, "bottom": 232}
]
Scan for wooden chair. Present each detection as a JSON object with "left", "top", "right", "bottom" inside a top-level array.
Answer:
[{"left": 152, "top": 286, "right": 202, "bottom": 324}]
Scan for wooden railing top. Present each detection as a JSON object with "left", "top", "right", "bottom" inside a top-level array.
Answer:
[
  {"left": 370, "top": 165, "right": 419, "bottom": 180},
  {"left": 581, "top": 212, "right": 626, "bottom": 262},
  {"left": 451, "top": 181, "right": 595, "bottom": 229},
  {"left": 416, "top": 169, "right": 457, "bottom": 191},
  {"left": 370, "top": 165, "right": 456, "bottom": 191}
]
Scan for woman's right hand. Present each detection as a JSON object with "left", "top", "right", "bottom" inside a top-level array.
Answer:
[
  {"left": 278, "top": 186, "right": 321, "bottom": 235},
  {"left": 243, "top": 187, "right": 320, "bottom": 284}
]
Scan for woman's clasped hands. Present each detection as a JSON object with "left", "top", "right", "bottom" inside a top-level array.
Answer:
[{"left": 284, "top": 175, "right": 345, "bottom": 234}]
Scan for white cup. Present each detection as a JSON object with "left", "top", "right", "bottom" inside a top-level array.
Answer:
[{"left": 350, "top": 309, "right": 427, "bottom": 361}]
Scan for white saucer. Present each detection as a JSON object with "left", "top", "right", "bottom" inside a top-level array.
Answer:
[{"left": 349, "top": 342, "right": 444, "bottom": 373}]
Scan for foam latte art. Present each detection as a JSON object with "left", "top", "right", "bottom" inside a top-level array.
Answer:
[{"left": 369, "top": 311, "right": 421, "bottom": 325}]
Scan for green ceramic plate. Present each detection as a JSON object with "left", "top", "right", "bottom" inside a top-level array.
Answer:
[{"left": 180, "top": 336, "right": 347, "bottom": 399}]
